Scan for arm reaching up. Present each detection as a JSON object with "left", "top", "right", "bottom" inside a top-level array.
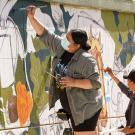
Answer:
[
  {"left": 104, "top": 67, "right": 134, "bottom": 98},
  {"left": 26, "top": 5, "right": 62, "bottom": 55},
  {"left": 104, "top": 67, "right": 120, "bottom": 85},
  {"left": 27, "top": 5, "right": 44, "bottom": 36}
]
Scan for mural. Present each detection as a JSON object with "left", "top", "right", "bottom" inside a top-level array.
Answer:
[{"left": 0, "top": 0, "right": 135, "bottom": 134}]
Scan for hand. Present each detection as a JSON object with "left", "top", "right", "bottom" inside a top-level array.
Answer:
[
  {"left": 59, "top": 76, "right": 76, "bottom": 88},
  {"left": 26, "top": 5, "right": 36, "bottom": 19},
  {"left": 119, "top": 127, "right": 135, "bottom": 134},
  {"left": 104, "top": 67, "right": 113, "bottom": 75}
]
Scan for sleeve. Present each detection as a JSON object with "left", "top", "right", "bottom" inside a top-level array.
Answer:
[
  {"left": 129, "top": 100, "right": 135, "bottom": 128},
  {"left": 118, "top": 82, "right": 134, "bottom": 98},
  {"left": 37, "top": 28, "right": 63, "bottom": 56},
  {"left": 82, "top": 57, "right": 101, "bottom": 90}
]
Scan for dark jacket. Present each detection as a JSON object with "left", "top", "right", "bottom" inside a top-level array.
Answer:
[{"left": 118, "top": 82, "right": 135, "bottom": 128}]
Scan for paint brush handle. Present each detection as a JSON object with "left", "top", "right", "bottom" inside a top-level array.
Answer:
[
  {"left": 19, "top": 5, "right": 47, "bottom": 11},
  {"left": 45, "top": 71, "right": 57, "bottom": 80}
]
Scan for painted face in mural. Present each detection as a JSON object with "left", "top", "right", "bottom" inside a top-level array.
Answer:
[
  {"left": 0, "top": 0, "right": 17, "bottom": 21},
  {"left": 61, "top": 32, "right": 80, "bottom": 53}
]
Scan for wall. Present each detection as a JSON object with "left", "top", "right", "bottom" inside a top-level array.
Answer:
[{"left": 0, "top": 0, "right": 135, "bottom": 134}]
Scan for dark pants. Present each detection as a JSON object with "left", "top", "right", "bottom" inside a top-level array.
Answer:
[{"left": 70, "top": 109, "right": 101, "bottom": 131}]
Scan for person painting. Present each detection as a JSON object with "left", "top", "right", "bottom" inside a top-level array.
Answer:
[
  {"left": 104, "top": 67, "right": 135, "bottom": 135},
  {"left": 27, "top": 5, "right": 102, "bottom": 135}
]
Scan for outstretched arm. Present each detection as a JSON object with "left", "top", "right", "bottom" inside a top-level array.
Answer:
[
  {"left": 27, "top": 5, "right": 44, "bottom": 36},
  {"left": 104, "top": 67, "right": 120, "bottom": 85},
  {"left": 104, "top": 67, "right": 133, "bottom": 98},
  {"left": 27, "top": 5, "right": 62, "bottom": 55}
]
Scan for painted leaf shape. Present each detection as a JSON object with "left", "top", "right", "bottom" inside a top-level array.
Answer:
[{"left": 30, "top": 54, "right": 51, "bottom": 112}]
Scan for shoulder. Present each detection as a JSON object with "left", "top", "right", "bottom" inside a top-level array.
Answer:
[{"left": 79, "top": 52, "right": 96, "bottom": 64}]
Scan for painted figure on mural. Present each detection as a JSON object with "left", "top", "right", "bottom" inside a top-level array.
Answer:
[
  {"left": 0, "top": 0, "right": 33, "bottom": 132},
  {"left": 27, "top": 5, "right": 102, "bottom": 135},
  {"left": 0, "top": 0, "right": 25, "bottom": 89},
  {"left": 104, "top": 67, "right": 135, "bottom": 135},
  {"left": 0, "top": 0, "right": 23, "bottom": 127},
  {"left": 88, "top": 28, "right": 108, "bottom": 127}
]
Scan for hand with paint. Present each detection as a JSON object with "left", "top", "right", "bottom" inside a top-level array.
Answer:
[{"left": 26, "top": 5, "right": 36, "bottom": 19}]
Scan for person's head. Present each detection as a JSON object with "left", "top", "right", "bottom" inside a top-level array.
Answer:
[
  {"left": 123, "top": 69, "right": 135, "bottom": 91},
  {"left": 61, "top": 29, "right": 91, "bottom": 53}
]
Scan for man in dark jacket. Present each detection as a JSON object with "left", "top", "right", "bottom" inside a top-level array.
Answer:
[{"left": 104, "top": 67, "right": 135, "bottom": 135}]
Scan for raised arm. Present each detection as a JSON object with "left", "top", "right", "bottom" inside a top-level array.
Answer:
[
  {"left": 104, "top": 67, "right": 133, "bottom": 98},
  {"left": 27, "top": 5, "right": 63, "bottom": 55},
  {"left": 104, "top": 67, "right": 120, "bottom": 85},
  {"left": 27, "top": 6, "right": 44, "bottom": 36}
]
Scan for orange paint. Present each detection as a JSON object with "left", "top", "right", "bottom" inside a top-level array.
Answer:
[{"left": 16, "top": 81, "right": 33, "bottom": 127}]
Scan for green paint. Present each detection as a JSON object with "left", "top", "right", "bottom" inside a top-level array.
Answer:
[
  {"left": 29, "top": 53, "right": 51, "bottom": 130},
  {"left": 102, "top": 10, "right": 135, "bottom": 65},
  {"left": 0, "top": 86, "right": 12, "bottom": 128},
  {"left": 15, "top": 56, "right": 25, "bottom": 83},
  {"left": 32, "top": 37, "right": 46, "bottom": 52}
]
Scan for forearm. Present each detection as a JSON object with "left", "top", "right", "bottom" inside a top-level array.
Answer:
[
  {"left": 109, "top": 74, "right": 120, "bottom": 85},
  {"left": 28, "top": 17, "right": 44, "bottom": 36},
  {"left": 121, "top": 127, "right": 135, "bottom": 134},
  {"left": 60, "top": 77, "right": 101, "bottom": 89},
  {"left": 74, "top": 79, "right": 93, "bottom": 89},
  {"left": 109, "top": 73, "right": 132, "bottom": 97},
  {"left": 128, "top": 128, "right": 135, "bottom": 133}
]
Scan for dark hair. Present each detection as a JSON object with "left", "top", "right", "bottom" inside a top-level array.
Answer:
[
  {"left": 123, "top": 68, "right": 135, "bottom": 83},
  {"left": 70, "top": 29, "right": 91, "bottom": 51}
]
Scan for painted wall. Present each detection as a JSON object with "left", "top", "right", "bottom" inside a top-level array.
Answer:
[{"left": 0, "top": 0, "right": 135, "bottom": 134}]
